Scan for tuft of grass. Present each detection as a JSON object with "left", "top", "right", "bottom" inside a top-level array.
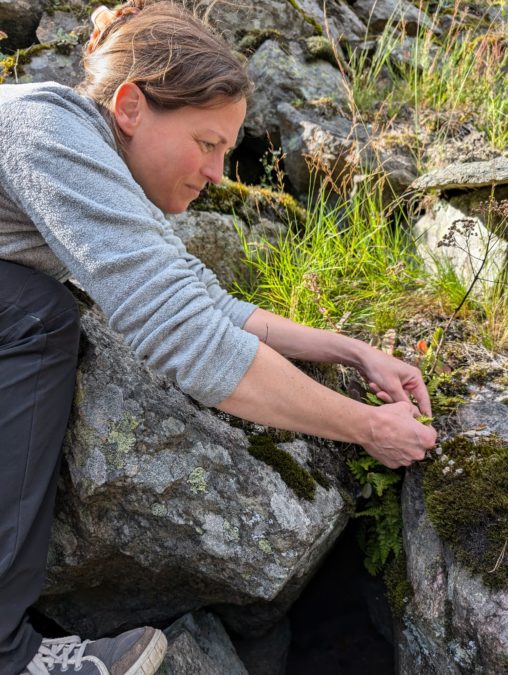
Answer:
[{"left": 233, "top": 175, "right": 427, "bottom": 338}]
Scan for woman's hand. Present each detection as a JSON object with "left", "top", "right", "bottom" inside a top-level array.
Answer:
[
  {"left": 357, "top": 346, "right": 433, "bottom": 417},
  {"left": 363, "top": 400, "right": 437, "bottom": 468}
]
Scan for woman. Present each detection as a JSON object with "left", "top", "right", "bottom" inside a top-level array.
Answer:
[{"left": 0, "top": 1, "right": 436, "bottom": 673}]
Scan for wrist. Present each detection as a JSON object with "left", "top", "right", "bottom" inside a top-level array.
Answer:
[{"left": 330, "top": 333, "right": 372, "bottom": 371}]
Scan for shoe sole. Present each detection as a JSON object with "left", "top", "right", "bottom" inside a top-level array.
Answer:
[{"left": 124, "top": 629, "right": 168, "bottom": 675}]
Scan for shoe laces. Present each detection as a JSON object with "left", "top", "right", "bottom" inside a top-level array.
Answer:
[{"left": 26, "top": 636, "right": 90, "bottom": 673}]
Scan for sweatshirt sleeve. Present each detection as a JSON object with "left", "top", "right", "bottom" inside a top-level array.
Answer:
[
  {"left": 160, "top": 220, "right": 258, "bottom": 328},
  {"left": 0, "top": 93, "right": 259, "bottom": 407}
]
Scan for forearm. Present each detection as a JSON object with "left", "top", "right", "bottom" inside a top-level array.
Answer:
[
  {"left": 216, "top": 341, "right": 372, "bottom": 445},
  {"left": 243, "top": 307, "right": 371, "bottom": 369}
]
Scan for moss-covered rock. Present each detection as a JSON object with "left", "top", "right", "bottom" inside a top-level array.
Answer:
[
  {"left": 304, "top": 36, "right": 337, "bottom": 68},
  {"left": 237, "top": 28, "right": 287, "bottom": 55},
  {"left": 423, "top": 434, "right": 508, "bottom": 589},
  {"left": 384, "top": 551, "right": 413, "bottom": 619},
  {"left": 248, "top": 433, "right": 317, "bottom": 501},
  {"left": 193, "top": 178, "right": 307, "bottom": 229}
]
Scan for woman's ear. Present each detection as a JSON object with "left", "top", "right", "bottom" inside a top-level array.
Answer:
[{"left": 112, "top": 82, "right": 146, "bottom": 137}]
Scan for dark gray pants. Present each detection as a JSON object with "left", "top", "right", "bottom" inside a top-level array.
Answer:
[{"left": 0, "top": 261, "right": 80, "bottom": 674}]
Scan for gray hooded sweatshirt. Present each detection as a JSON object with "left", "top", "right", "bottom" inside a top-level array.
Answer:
[{"left": 0, "top": 81, "right": 259, "bottom": 406}]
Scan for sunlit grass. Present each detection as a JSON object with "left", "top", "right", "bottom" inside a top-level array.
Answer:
[{"left": 233, "top": 177, "right": 428, "bottom": 336}]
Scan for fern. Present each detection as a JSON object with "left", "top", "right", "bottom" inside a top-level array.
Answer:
[{"left": 347, "top": 455, "right": 403, "bottom": 575}]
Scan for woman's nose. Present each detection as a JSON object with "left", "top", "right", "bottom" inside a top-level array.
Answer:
[{"left": 202, "top": 154, "right": 224, "bottom": 185}]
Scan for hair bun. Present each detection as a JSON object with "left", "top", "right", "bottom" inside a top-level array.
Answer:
[{"left": 88, "top": 4, "right": 141, "bottom": 54}]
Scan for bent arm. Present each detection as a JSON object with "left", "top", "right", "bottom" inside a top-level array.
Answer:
[
  {"left": 217, "top": 340, "right": 437, "bottom": 469},
  {"left": 243, "top": 306, "right": 370, "bottom": 366},
  {"left": 244, "top": 307, "right": 432, "bottom": 416}
]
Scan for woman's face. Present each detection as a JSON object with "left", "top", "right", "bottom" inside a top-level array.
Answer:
[{"left": 116, "top": 86, "right": 246, "bottom": 213}]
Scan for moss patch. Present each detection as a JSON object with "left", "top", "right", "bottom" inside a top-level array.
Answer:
[
  {"left": 193, "top": 178, "right": 307, "bottom": 229},
  {"left": 423, "top": 434, "right": 508, "bottom": 589},
  {"left": 384, "top": 551, "right": 413, "bottom": 619},
  {"left": 188, "top": 466, "right": 208, "bottom": 495},
  {"left": 248, "top": 433, "right": 317, "bottom": 501},
  {"left": 237, "top": 29, "right": 287, "bottom": 55},
  {"left": 462, "top": 362, "right": 506, "bottom": 386},
  {"left": 304, "top": 36, "right": 337, "bottom": 67}
]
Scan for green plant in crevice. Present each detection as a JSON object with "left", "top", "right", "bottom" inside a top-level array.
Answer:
[{"left": 347, "top": 454, "right": 403, "bottom": 575}]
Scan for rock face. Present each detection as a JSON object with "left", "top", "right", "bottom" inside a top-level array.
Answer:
[
  {"left": 160, "top": 611, "right": 249, "bottom": 675},
  {"left": 0, "top": 0, "right": 45, "bottom": 49},
  {"left": 412, "top": 189, "right": 508, "bottom": 284},
  {"left": 353, "top": 0, "right": 434, "bottom": 36},
  {"left": 277, "top": 101, "right": 416, "bottom": 197},
  {"left": 245, "top": 39, "right": 349, "bottom": 137},
  {"left": 37, "top": 301, "right": 352, "bottom": 638},
  {"left": 169, "top": 209, "right": 285, "bottom": 289},
  {"left": 398, "top": 399, "right": 508, "bottom": 674}
]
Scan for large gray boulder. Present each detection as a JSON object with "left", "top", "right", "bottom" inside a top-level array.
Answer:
[
  {"left": 245, "top": 39, "right": 349, "bottom": 137},
  {"left": 398, "top": 394, "right": 508, "bottom": 674},
  {"left": 204, "top": 0, "right": 315, "bottom": 43},
  {"left": 412, "top": 187, "right": 508, "bottom": 285},
  {"left": 37, "top": 300, "right": 353, "bottom": 638},
  {"left": 277, "top": 101, "right": 358, "bottom": 196},
  {"left": 353, "top": 0, "right": 434, "bottom": 37},
  {"left": 277, "top": 101, "right": 416, "bottom": 198},
  {"left": 160, "top": 611, "right": 249, "bottom": 675},
  {"left": 168, "top": 210, "right": 285, "bottom": 289},
  {"left": 0, "top": 0, "right": 45, "bottom": 49},
  {"left": 205, "top": 0, "right": 366, "bottom": 44},
  {"left": 4, "top": 6, "right": 86, "bottom": 87}
]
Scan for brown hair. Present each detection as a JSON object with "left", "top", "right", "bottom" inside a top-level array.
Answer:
[{"left": 77, "top": 1, "right": 252, "bottom": 146}]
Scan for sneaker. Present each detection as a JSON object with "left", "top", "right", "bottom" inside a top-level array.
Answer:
[{"left": 21, "top": 626, "right": 167, "bottom": 674}]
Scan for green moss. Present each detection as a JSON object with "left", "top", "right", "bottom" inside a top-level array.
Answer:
[
  {"left": 237, "top": 29, "right": 286, "bottom": 55},
  {"left": 104, "top": 414, "right": 139, "bottom": 468},
  {"left": 423, "top": 434, "right": 508, "bottom": 589},
  {"left": 462, "top": 363, "right": 506, "bottom": 386},
  {"left": 310, "top": 468, "right": 331, "bottom": 490},
  {"left": 285, "top": 0, "right": 323, "bottom": 35},
  {"left": 193, "top": 178, "right": 307, "bottom": 228},
  {"left": 304, "top": 36, "right": 336, "bottom": 67},
  {"left": 248, "top": 433, "right": 317, "bottom": 501},
  {"left": 383, "top": 551, "right": 413, "bottom": 619},
  {"left": 258, "top": 539, "right": 273, "bottom": 554}
]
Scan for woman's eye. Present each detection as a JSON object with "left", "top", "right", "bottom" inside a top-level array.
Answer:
[{"left": 200, "top": 141, "right": 215, "bottom": 152}]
